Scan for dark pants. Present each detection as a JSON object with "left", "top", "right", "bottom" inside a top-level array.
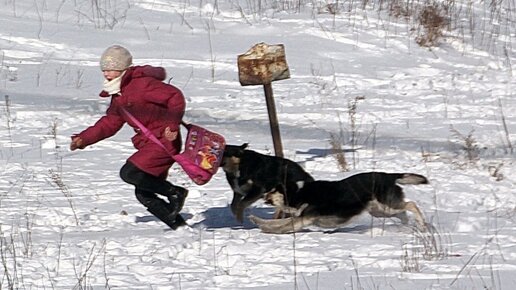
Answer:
[{"left": 120, "top": 161, "right": 186, "bottom": 228}]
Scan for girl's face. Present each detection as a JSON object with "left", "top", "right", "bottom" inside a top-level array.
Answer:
[{"left": 103, "top": 70, "right": 123, "bottom": 81}]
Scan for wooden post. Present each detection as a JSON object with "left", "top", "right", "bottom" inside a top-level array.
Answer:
[
  {"left": 237, "top": 43, "right": 290, "bottom": 157},
  {"left": 263, "top": 83, "right": 283, "bottom": 157}
]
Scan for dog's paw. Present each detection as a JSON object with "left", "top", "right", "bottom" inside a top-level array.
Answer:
[{"left": 413, "top": 221, "right": 432, "bottom": 233}]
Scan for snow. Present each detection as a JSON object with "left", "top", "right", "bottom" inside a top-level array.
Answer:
[{"left": 0, "top": 0, "right": 515, "bottom": 289}]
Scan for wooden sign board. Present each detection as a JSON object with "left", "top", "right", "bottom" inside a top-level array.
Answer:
[{"left": 237, "top": 43, "right": 290, "bottom": 86}]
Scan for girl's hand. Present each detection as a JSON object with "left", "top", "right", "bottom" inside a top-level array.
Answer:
[
  {"left": 164, "top": 127, "right": 178, "bottom": 141},
  {"left": 70, "top": 136, "right": 84, "bottom": 150}
]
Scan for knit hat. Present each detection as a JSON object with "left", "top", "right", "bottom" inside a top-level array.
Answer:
[{"left": 100, "top": 45, "right": 132, "bottom": 71}]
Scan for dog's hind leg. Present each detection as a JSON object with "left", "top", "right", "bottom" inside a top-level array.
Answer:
[
  {"left": 249, "top": 215, "right": 315, "bottom": 234},
  {"left": 402, "top": 201, "right": 426, "bottom": 230},
  {"left": 367, "top": 200, "right": 409, "bottom": 224},
  {"left": 368, "top": 200, "right": 426, "bottom": 230}
]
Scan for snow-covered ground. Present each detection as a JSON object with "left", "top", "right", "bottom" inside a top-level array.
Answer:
[{"left": 1, "top": 1, "right": 515, "bottom": 289}]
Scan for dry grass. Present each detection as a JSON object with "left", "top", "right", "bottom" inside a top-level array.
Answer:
[{"left": 416, "top": 2, "right": 449, "bottom": 47}]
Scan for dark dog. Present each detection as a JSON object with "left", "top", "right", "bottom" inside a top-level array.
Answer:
[
  {"left": 249, "top": 172, "right": 429, "bottom": 234},
  {"left": 220, "top": 143, "right": 314, "bottom": 223}
]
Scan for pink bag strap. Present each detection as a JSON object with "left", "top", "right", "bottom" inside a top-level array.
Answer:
[{"left": 121, "top": 108, "right": 174, "bottom": 157}]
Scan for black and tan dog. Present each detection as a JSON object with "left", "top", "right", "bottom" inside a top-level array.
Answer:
[
  {"left": 221, "top": 143, "right": 314, "bottom": 223},
  {"left": 250, "top": 172, "right": 429, "bottom": 234}
]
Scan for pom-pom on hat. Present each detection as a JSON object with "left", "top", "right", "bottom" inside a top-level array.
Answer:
[{"left": 100, "top": 45, "right": 132, "bottom": 71}]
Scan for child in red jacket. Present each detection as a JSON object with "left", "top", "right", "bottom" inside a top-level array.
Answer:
[{"left": 70, "top": 45, "right": 188, "bottom": 229}]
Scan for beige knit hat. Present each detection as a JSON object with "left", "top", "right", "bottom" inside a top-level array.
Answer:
[{"left": 100, "top": 45, "right": 132, "bottom": 71}]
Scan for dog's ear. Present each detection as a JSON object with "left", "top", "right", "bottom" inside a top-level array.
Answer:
[{"left": 240, "top": 143, "right": 249, "bottom": 150}]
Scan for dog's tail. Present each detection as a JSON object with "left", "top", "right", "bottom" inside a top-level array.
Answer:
[{"left": 395, "top": 173, "right": 429, "bottom": 185}]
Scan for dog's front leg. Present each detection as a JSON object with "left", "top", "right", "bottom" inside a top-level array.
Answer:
[
  {"left": 292, "top": 203, "right": 309, "bottom": 217},
  {"left": 277, "top": 203, "right": 308, "bottom": 217},
  {"left": 229, "top": 179, "right": 255, "bottom": 222},
  {"left": 234, "top": 186, "right": 265, "bottom": 223},
  {"left": 249, "top": 215, "right": 314, "bottom": 234},
  {"left": 230, "top": 191, "right": 244, "bottom": 217}
]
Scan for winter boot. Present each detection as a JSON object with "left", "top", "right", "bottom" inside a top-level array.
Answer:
[
  {"left": 136, "top": 192, "right": 186, "bottom": 229},
  {"left": 171, "top": 214, "right": 187, "bottom": 229},
  {"left": 166, "top": 185, "right": 188, "bottom": 214}
]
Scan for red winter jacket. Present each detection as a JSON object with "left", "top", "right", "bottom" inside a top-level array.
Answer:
[{"left": 75, "top": 65, "right": 186, "bottom": 176}]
